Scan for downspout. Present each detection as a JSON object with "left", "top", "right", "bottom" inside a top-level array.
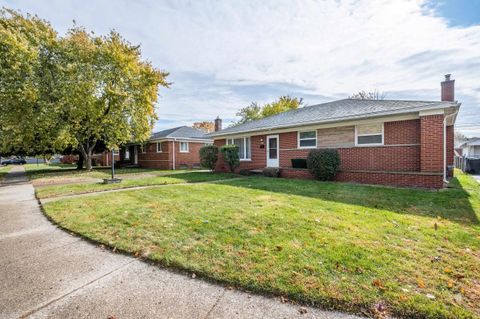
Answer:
[
  {"left": 172, "top": 139, "right": 176, "bottom": 170},
  {"left": 443, "top": 109, "right": 459, "bottom": 183}
]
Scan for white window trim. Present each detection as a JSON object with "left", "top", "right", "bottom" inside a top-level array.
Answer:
[
  {"left": 227, "top": 137, "right": 251, "bottom": 161},
  {"left": 355, "top": 123, "right": 384, "bottom": 147},
  {"left": 156, "top": 142, "right": 162, "bottom": 153},
  {"left": 141, "top": 144, "right": 147, "bottom": 153},
  {"left": 297, "top": 130, "right": 317, "bottom": 149},
  {"left": 179, "top": 142, "right": 189, "bottom": 153}
]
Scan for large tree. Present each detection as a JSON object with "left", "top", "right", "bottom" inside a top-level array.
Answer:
[
  {"left": 193, "top": 121, "right": 215, "bottom": 133},
  {"left": 0, "top": 9, "right": 169, "bottom": 170},
  {"left": 0, "top": 9, "right": 72, "bottom": 158},
  {"left": 235, "top": 95, "right": 303, "bottom": 125},
  {"left": 58, "top": 28, "right": 169, "bottom": 169}
]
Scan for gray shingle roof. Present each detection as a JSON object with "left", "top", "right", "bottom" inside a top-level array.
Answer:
[
  {"left": 208, "top": 99, "right": 459, "bottom": 137},
  {"left": 461, "top": 138, "right": 480, "bottom": 147},
  {"left": 150, "top": 126, "right": 210, "bottom": 140}
]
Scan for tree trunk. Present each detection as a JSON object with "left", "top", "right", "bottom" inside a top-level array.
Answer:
[
  {"left": 77, "top": 153, "right": 84, "bottom": 170},
  {"left": 85, "top": 150, "right": 93, "bottom": 171}
]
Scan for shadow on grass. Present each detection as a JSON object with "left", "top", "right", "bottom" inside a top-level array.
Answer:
[
  {"left": 25, "top": 164, "right": 157, "bottom": 180},
  {"left": 218, "top": 173, "right": 480, "bottom": 225}
]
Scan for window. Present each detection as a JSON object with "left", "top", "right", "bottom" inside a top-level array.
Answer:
[
  {"left": 156, "top": 142, "right": 162, "bottom": 153},
  {"left": 298, "top": 131, "right": 317, "bottom": 148},
  {"left": 227, "top": 137, "right": 251, "bottom": 160},
  {"left": 355, "top": 123, "right": 383, "bottom": 146},
  {"left": 140, "top": 144, "right": 146, "bottom": 153},
  {"left": 125, "top": 149, "right": 130, "bottom": 160},
  {"left": 180, "top": 142, "right": 189, "bottom": 153}
]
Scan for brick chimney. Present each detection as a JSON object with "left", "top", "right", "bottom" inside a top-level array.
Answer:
[
  {"left": 214, "top": 116, "right": 222, "bottom": 132},
  {"left": 441, "top": 74, "right": 455, "bottom": 101}
]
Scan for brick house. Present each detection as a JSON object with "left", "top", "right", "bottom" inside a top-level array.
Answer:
[
  {"left": 119, "top": 126, "right": 212, "bottom": 169},
  {"left": 209, "top": 75, "right": 460, "bottom": 188}
]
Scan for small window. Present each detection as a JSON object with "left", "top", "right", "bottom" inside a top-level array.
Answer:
[
  {"left": 180, "top": 142, "right": 189, "bottom": 153},
  {"left": 140, "top": 144, "right": 147, "bottom": 153},
  {"left": 356, "top": 123, "right": 383, "bottom": 146},
  {"left": 125, "top": 149, "right": 130, "bottom": 160},
  {"left": 298, "top": 131, "right": 317, "bottom": 148},
  {"left": 227, "top": 137, "right": 251, "bottom": 160},
  {"left": 156, "top": 142, "right": 162, "bottom": 153}
]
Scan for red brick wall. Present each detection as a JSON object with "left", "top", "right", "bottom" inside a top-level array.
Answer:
[
  {"left": 281, "top": 169, "right": 442, "bottom": 188},
  {"left": 384, "top": 120, "right": 420, "bottom": 144},
  {"left": 213, "top": 118, "right": 448, "bottom": 188},
  {"left": 446, "top": 125, "right": 454, "bottom": 166},
  {"left": 92, "top": 151, "right": 119, "bottom": 166},
  {"left": 174, "top": 141, "right": 204, "bottom": 168},
  {"left": 336, "top": 171, "right": 443, "bottom": 188},
  {"left": 138, "top": 141, "right": 172, "bottom": 169},
  {"left": 420, "top": 115, "right": 444, "bottom": 173},
  {"left": 138, "top": 141, "right": 205, "bottom": 169},
  {"left": 277, "top": 122, "right": 421, "bottom": 171},
  {"left": 214, "top": 136, "right": 266, "bottom": 172}
]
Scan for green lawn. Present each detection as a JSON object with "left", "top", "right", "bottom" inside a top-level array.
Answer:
[
  {"left": 24, "top": 163, "right": 181, "bottom": 182},
  {"left": 42, "top": 171, "right": 480, "bottom": 318},
  {"left": 0, "top": 165, "right": 11, "bottom": 181},
  {"left": 36, "top": 171, "right": 237, "bottom": 198}
]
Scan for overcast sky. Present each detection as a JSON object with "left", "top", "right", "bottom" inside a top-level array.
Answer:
[{"left": 3, "top": 0, "right": 480, "bottom": 136}]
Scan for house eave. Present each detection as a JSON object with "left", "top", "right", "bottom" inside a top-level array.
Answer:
[{"left": 209, "top": 103, "right": 461, "bottom": 139}]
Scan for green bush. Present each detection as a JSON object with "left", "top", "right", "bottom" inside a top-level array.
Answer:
[
  {"left": 307, "top": 149, "right": 340, "bottom": 181},
  {"left": 220, "top": 144, "right": 240, "bottom": 172},
  {"left": 239, "top": 169, "right": 252, "bottom": 176},
  {"left": 199, "top": 145, "right": 219, "bottom": 170}
]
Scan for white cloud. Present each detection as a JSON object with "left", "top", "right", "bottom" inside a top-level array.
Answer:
[{"left": 3, "top": 0, "right": 480, "bottom": 135}]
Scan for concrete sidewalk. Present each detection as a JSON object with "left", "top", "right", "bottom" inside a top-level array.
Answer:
[{"left": 0, "top": 166, "right": 362, "bottom": 319}]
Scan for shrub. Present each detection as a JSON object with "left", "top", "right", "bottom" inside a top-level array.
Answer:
[
  {"left": 220, "top": 144, "right": 240, "bottom": 172},
  {"left": 306, "top": 149, "right": 340, "bottom": 181},
  {"left": 262, "top": 167, "right": 280, "bottom": 178},
  {"left": 239, "top": 169, "right": 252, "bottom": 176},
  {"left": 199, "top": 145, "right": 219, "bottom": 170},
  {"left": 291, "top": 158, "right": 307, "bottom": 169}
]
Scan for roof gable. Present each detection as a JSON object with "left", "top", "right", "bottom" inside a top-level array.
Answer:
[{"left": 151, "top": 126, "right": 210, "bottom": 140}]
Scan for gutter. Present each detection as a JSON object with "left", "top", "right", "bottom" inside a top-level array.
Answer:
[
  {"left": 208, "top": 103, "right": 459, "bottom": 139},
  {"left": 443, "top": 106, "right": 460, "bottom": 183}
]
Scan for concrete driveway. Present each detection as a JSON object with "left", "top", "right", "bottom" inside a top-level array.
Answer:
[
  {"left": 0, "top": 166, "right": 361, "bottom": 319},
  {"left": 472, "top": 175, "right": 480, "bottom": 183}
]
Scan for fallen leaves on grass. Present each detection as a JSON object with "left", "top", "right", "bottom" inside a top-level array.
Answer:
[
  {"left": 372, "top": 279, "right": 385, "bottom": 290},
  {"left": 417, "top": 278, "right": 426, "bottom": 289}
]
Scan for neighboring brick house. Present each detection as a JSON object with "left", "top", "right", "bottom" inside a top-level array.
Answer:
[
  {"left": 118, "top": 126, "right": 212, "bottom": 169},
  {"left": 91, "top": 151, "right": 119, "bottom": 166},
  {"left": 209, "top": 75, "right": 460, "bottom": 188}
]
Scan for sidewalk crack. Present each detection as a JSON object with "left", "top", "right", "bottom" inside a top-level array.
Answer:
[{"left": 19, "top": 259, "right": 137, "bottom": 318}]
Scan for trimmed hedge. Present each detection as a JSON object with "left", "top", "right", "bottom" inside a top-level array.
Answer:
[
  {"left": 199, "top": 145, "right": 219, "bottom": 170},
  {"left": 220, "top": 144, "right": 240, "bottom": 172},
  {"left": 306, "top": 149, "right": 340, "bottom": 181}
]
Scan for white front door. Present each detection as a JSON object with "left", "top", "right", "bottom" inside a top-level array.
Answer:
[{"left": 266, "top": 135, "right": 279, "bottom": 167}]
